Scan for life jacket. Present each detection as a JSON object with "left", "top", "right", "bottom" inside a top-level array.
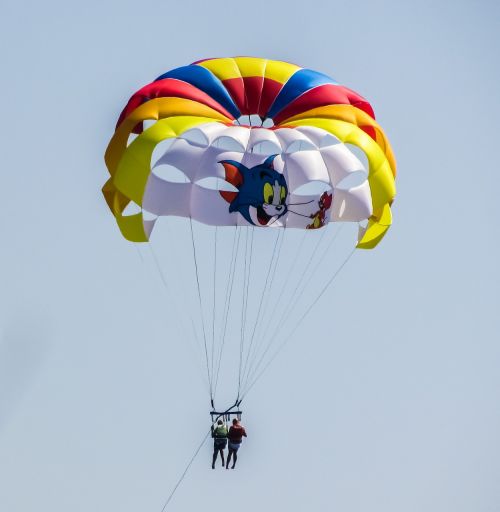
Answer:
[{"left": 213, "top": 425, "right": 228, "bottom": 438}]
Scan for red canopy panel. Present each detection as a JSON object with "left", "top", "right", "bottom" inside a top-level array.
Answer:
[
  {"left": 116, "top": 78, "right": 234, "bottom": 133},
  {"left": 273, "top": 84, "right": 375, "bottom": 125}
]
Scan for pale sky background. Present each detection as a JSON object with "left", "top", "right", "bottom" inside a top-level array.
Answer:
[{"left": 1, "top": 1, "right": 499, "bottom": 511}]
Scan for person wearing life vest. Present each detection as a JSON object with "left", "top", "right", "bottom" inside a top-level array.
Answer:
[
  {"left": 211, "top": 419, "right": 228, "bottom": 469},
  {"left": 226, "top": 418, "right": 247, "bottom": 469}
]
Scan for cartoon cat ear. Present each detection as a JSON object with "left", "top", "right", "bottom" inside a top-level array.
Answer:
[
  {"left": 321, "top": 191, "right": 333, "bottom": 209},
  {"left": 219, "top": 160, "right": 244, "bottom": 203},
  {"left": 263, "top": 154, "right": 278, "bottom": 169}
]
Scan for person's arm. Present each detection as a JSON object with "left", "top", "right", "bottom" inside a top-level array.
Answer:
[{"left": 242, "top": 427, "right": 247, "bottom": 437}]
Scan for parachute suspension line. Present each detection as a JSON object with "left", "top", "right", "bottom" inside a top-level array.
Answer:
[
  {"left": 281, "top": 224, "right": 344, "bottom": 331},
  {"left": 237, "top": 228, "right": 249, "bottom": 400},
  {"left": 147, "top": 242, "right": 210, "bottom": 394},
  {"left": 275, "top": 224, "right": 340, "bottom": 335},
  {"left": 210, "top": 226, "right": 218, "bottom": 391},
  {"left": 241, "top": 227, "right": 286, "bottom": 388},
  {"left": 278, "top": 225, "right": 329, "bottom": 324},
  {"left": 237, "top": 227, "right": 254, "bottom": 401},
  {"left": 158, "top": 396, "right": 243, "bottom": 511},
  {"left": 188, "top": 217, "right": 212, "bottom": 400},
  {"left": 241, "top": 245, "right": 357, "bottom": 400},
  {"left": 147, "top": 241, "right": 202, "bottom": 350},
  {"left": 255, "top": 227, "right": 286, "bottom": 339},
  {"left": 239, "top": 228, "right": 306, "bottom": 394},
  {"left": 251, "top": 229, "right": 308, "bottom": 357},
  {"left": 298, "top": 244, "right": 357, "bottom": 325},
  {"left": 160, "top": 399, "right": 246, "bottom": 510},
  {"left": 240, "top": 225, "right": 292, "bottom": 386},
  {"left": 239, "top": 229, "right": 283, "bottom": 388},
  {"left": 252, "top": 224, "right": 336, "bottom": 372},
  {"left": 241, "top": 224, "right": 342, "bottom": 394},
  {"left": 134, "top": 243, "right": 144, "bottom": 262},
  {"left": 243, "top": 228, "right": 255, "bottom": 379},
  {"left": 213, "top": 226, "right": 242, "bottom": 398},
  {"left": 240, "top": 228, "right": 286, "bottom": 392},
  {"left": 240, "top": 228, "right": 284, "bottom": 392},
  {"left": 159, "top": 429, "right": 211, "bottom": 512},
  {"left": 213, "top": 226, "right": 241, "bottom": 397},
  {"left": 213, "top": 227, "right": 240, "bottom": 397}
]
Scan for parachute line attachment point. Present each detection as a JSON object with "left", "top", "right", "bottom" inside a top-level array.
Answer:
[{"left": 159, "top": 400, "right": 243, "bottom": 511}]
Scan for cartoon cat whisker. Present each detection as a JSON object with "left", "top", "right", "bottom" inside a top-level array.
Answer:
[
  {"left": 286, "top": 200, "right": 315, "bottom": 206},
  {"left": 287, "top": 209, "right": 313, "bottom": 218}
]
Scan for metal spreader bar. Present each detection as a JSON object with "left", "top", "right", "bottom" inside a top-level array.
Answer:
[{"left": 210, "top": 410, "right": 243, "bottom": 422}]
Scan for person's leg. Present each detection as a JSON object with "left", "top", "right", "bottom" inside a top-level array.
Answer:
[
  {"left": 231, "top": 449, "right": 238, "bottom": 469},
  {"left": 212, "top": 446, "right": 218, "bottom": 469},
  {"left": 226, "top": 449, "right": 233, "bottom": 469},
  {"left": 219, "top": 448, "right": 225, "bottom": 466}
]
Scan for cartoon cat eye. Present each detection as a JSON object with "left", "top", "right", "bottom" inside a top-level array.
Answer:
[
  {"left": 263, "top": 183, "right": 273, "bottom": 204},
  {"left": 280, "top": 186, "right": 287, "bottom": 204}
]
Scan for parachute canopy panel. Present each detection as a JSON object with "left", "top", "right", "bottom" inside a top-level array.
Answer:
[{"left": 103, "top": 57, "right": 396, "bottom": 248}]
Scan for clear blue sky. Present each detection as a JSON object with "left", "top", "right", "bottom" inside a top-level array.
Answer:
[{"left": 1, "top": 1, "right": 499, "bottom": 511}]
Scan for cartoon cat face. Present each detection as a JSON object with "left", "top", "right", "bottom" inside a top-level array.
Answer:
[{"left": 219, "top": 155, "right": 288, "bottom": 226}]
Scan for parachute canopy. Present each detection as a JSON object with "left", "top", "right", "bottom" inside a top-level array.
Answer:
[
  {"left": 103, "top": 57, "right": 396, "bottom": 249},
  {"left": 103, "top": 57, "right": 399, "bottom": 407}
]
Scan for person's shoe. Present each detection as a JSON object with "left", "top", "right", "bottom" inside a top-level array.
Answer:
[
  {"left": 231, "top": 465, "right": 235, "bottom": 469},
  {"left": 212, "top": 464, "right": 215, "bottom": 469},
  {"left": 221, "top": 459, "right": 225, "bottom": 467}
]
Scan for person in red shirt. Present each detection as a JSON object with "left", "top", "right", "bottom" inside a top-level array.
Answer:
[{"left": 226, "top": 418, "right": 247, "bottom": 469}]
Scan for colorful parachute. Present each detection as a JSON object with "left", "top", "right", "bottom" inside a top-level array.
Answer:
[
  {"left": 104, "top": 56, "right": 396, "bottom": 249},
  {"left": 103, "top": 57, "right": 397, "bottom": 406}
]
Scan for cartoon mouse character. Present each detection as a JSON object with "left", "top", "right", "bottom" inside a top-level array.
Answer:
[
  {"left": 219, "top": 155, "right": 288, "bottom": 226},
  {"left": 306, "top": 191, "right": 333, "bottom": 229}
]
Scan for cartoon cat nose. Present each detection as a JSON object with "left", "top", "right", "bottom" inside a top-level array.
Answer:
[{"left": 275, "top": 205, "right": 283, "bottom": 211}]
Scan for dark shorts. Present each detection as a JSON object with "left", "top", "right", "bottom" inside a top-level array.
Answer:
[
  {"left": 228, "top": 441, "right": 241, "bottom": 452},
  {"left": 214, "top": 438, "right": 227, "bottom": 450}
]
